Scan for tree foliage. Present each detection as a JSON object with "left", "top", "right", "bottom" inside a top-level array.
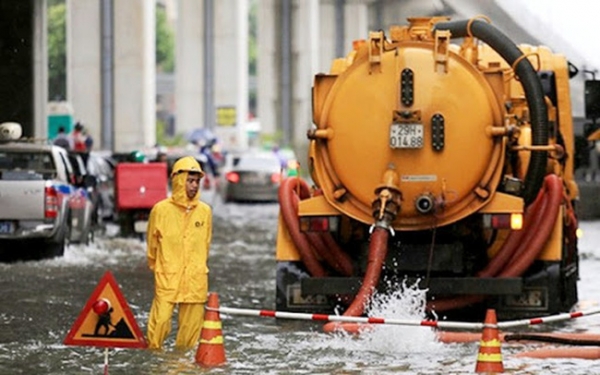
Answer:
[
  {"left": 249, "top": 0, "right": 257, "bottom": 77},
  {"left": 156, "top": 5, "right": 175, "bottom": 73},
  {"left": 248, "top": 0, "right": 257, "bottom": 116},
  {"left": 48, "top": 1, "right": 66, "bottom": 101}
]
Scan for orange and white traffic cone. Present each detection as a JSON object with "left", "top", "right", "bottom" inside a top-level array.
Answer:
[
  {"left": 195, "top": 293, "right": 226, "bottom": 367},
  {"left": 475, "top": 309, "right": 504, "bottom": 374}
]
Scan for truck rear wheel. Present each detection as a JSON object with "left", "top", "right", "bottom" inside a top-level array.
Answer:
[
  {"left": 42, "top": 222, "right": 69, "bottom": 259},
  {"left": 44, "top": 239, "right": 65, "bottom": 258}
]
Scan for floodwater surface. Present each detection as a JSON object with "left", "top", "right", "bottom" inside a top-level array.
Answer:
[{"left": 2, "top": 195, "right": 600, "bottom": 374}]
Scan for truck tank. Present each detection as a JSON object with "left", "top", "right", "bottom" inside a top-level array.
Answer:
[{"left": 276, "top": 16, "right": 580, "bottom": 321}]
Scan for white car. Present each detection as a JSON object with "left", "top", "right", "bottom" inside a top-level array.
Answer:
[{"left": 219, "top": 151, "right": 283, "bottom": 203}]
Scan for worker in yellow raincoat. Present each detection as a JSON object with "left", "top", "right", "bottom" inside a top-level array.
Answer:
[{"left": 146, "top": 156, "right": 212, "bottom": 350}]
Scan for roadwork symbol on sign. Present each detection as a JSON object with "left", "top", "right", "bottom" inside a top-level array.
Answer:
[{"left": 64, "top": 270, "right": 147, "bottom": 349}]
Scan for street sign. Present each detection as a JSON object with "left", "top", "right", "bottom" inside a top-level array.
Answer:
[
  {"left": 216, "top": 106, "right": 236, "bottom": 126},
  {"left": 64, "top": 271, "right": 148, "bottom": 349}
]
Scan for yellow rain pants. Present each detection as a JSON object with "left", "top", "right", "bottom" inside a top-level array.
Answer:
[
  {"left": 146, "top": 156, "right": 212, "bottom": 349},
  {"left": 147, "top": 296, "right": 205, "bottom": 349}
]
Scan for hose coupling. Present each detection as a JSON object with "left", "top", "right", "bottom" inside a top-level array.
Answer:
[
  {"left": 369, "top": 221, "right": 396, "bottom": 236},
  {"left": 372, "top": 166, "right": 402, "bottom": 223}
]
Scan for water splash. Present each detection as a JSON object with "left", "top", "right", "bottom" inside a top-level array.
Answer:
[
  {"left": 299, "top": 279, "right": 452, "bottom": 371},
  {"left": 353, "top": 279, "right": 445, "bottom": 354}
]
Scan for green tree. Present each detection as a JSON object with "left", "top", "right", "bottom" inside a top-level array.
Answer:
[
  {"left": 249, "top": 0, "right": 257, "bottom": 77},
  {"left": 156, "top": 119, "right": 185, "bottom": 146},
  {"left": 48, "top": 1, "right": 66, "bottom": 101},
  {"left": 156, "top": 5, "right": 175, "bottom": 73},
  {"left": 248, "top": 0, "right": 257, "bottom": 116}
]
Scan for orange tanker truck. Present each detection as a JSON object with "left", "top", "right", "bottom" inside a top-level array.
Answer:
[{"left": 276, "top": 16, "right": 580, "bottom": 321}]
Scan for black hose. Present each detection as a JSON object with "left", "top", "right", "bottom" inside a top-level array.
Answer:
[
  {"left": 505, "top": 333, "right": 600, "bottom": 346},
  {"left": 433, "top": 19, "right": 548, "bottom": 205}
]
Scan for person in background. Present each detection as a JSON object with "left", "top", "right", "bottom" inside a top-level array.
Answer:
[
  {"left": 129, "top": 150, "right": 147, "bottom": 163},
  {"left": 152, "top": 148, "right": 170, "bottom": 180},
  {"left": 272, "top": 144, "right": 288, "bottom": 170},
  {"left": 53, "top": 126, "right": 71, "bottom": 150},
  {"left": 155, "top": 152, "right": 167, "bottom": 163},
  {"left": 152, "top": 146, "right": 168, "bottom": 163},
  {"left": 70, "top": 122, "right": 87, "bottom": 152},
  {"left": 197, "top": 139, "right": 220, "bottom": 178},
  {"left": 83, "top": 128, "right": 94, "bottom": 151},
  {"left": 146, "top": 156, "right": 212, "bottom": 350}
]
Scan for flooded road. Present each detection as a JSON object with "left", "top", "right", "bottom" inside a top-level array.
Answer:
[{"left": 2, "top": 193, "right": 600, "bottom": 374}]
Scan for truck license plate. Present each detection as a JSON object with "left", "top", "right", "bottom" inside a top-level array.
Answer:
[
  {"left": 0, "top": 221, "right": 15, "bottom": 234},
  {"left": 504, "top": 288, "right": 547, "bottom": 308},
  {"left": 243, "top": 175, "right": 264, "bottom": 185},
  {"left": 390, "top": 123, "right": 424, "bottom": 149}
]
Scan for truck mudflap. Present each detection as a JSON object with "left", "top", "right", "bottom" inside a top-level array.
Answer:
[
  {"left": 276, "top": 261, "right": 334, "bottom": 313},
  {"left": 492, "top": 262, "right": 579, "bottom": 320}
]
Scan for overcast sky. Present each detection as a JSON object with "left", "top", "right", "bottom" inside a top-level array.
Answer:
[{"left": 500, "top": 0, "right": 600, "bottom": 74}]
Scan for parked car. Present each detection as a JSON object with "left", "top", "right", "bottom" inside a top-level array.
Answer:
[
  {"left": 0, "top": 125, "right": 95, "bottom": 260},
  {"left": 66, "top": 151, "right": 97, "bottom": 244},
  {"left": 85, "top": 151, "right": 116, "bottom": 222},
  {"left": 219, "top": 151, "right": 283, "bottom": 203}
]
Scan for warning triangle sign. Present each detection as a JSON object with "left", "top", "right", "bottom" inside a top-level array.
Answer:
[{"left": 64, "top": 270, "right": 148, "bottom": 349}]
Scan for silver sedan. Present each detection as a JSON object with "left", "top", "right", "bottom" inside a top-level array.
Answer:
[{"left": 219, "top": 151, "right": 283, "bottom": 203}]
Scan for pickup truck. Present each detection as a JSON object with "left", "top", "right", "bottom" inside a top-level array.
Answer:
[{"left": 0, "top": 138, "right": 95, "bottom": 260}]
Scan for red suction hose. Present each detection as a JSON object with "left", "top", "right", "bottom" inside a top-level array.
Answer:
[{"left": 427, "top": 174, "right": 563, "bottom": 313}]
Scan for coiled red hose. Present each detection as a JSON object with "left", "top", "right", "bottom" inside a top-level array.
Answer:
[
  {"left": 479, "top": 186, "right": 546, "bottom": 277},
  {"left": 279, "top": 177, "right": 354, "bottom": 277},
  {"left": 501, "top": 175, "right": 562, "bottom": 276},
  {"left": 278, "top": 178, "right": 326, "bottom": 277},
  {"left": 427, "top": 174, "right": 564, "bottom": 313}
]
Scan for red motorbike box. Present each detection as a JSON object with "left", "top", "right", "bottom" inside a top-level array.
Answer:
[{"left": 115, "top": 163, "right": 168, "bottom": 210}]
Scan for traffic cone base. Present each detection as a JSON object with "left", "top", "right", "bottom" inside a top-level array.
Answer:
[
  {"left": 475, "top": 309, "right": 504, "bottom": 374},
  {"left": 195, "top": 293, "right": 226, "bottom": 367}
]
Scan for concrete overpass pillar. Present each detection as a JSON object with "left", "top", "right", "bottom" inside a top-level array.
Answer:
[
  {"left": 176, "top": 0, "right": 248, "bottom": 151},
  {"left": 257, "top": 0, "right": 277, "bottom": 138},
  {"left": 34, "top": 0, "right": 49, "bottom": 138},
  {"left": 292, "top": 0, "right": 320, "bottom": 151},
  {"left": 67, "top": 0, "right": 101, "bottom": 147},
  {"left": 214, "top": 0, "right": 249, "bottom": 151},
  {"left": 318, "top": 1, "right": 336, "bottom": 70},
  {"left": 113, "top": 0, "right": 155, "bottom": 152},
  {"left": 344, "top": 1, "right": 368, "bottom": 50},
  {"left": 257, "top": 0, "right": 319, "bottom": 152},
  {"left": 317, "top": 0, "right": 367, "bottom": 70},
  {"left": 175, "top": 0, "right": 204, "bottom": 139}
]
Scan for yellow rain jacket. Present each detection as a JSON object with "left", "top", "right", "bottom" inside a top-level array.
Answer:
[{"left": 147, "top": 156, "right": 212, "bottom": 303}]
